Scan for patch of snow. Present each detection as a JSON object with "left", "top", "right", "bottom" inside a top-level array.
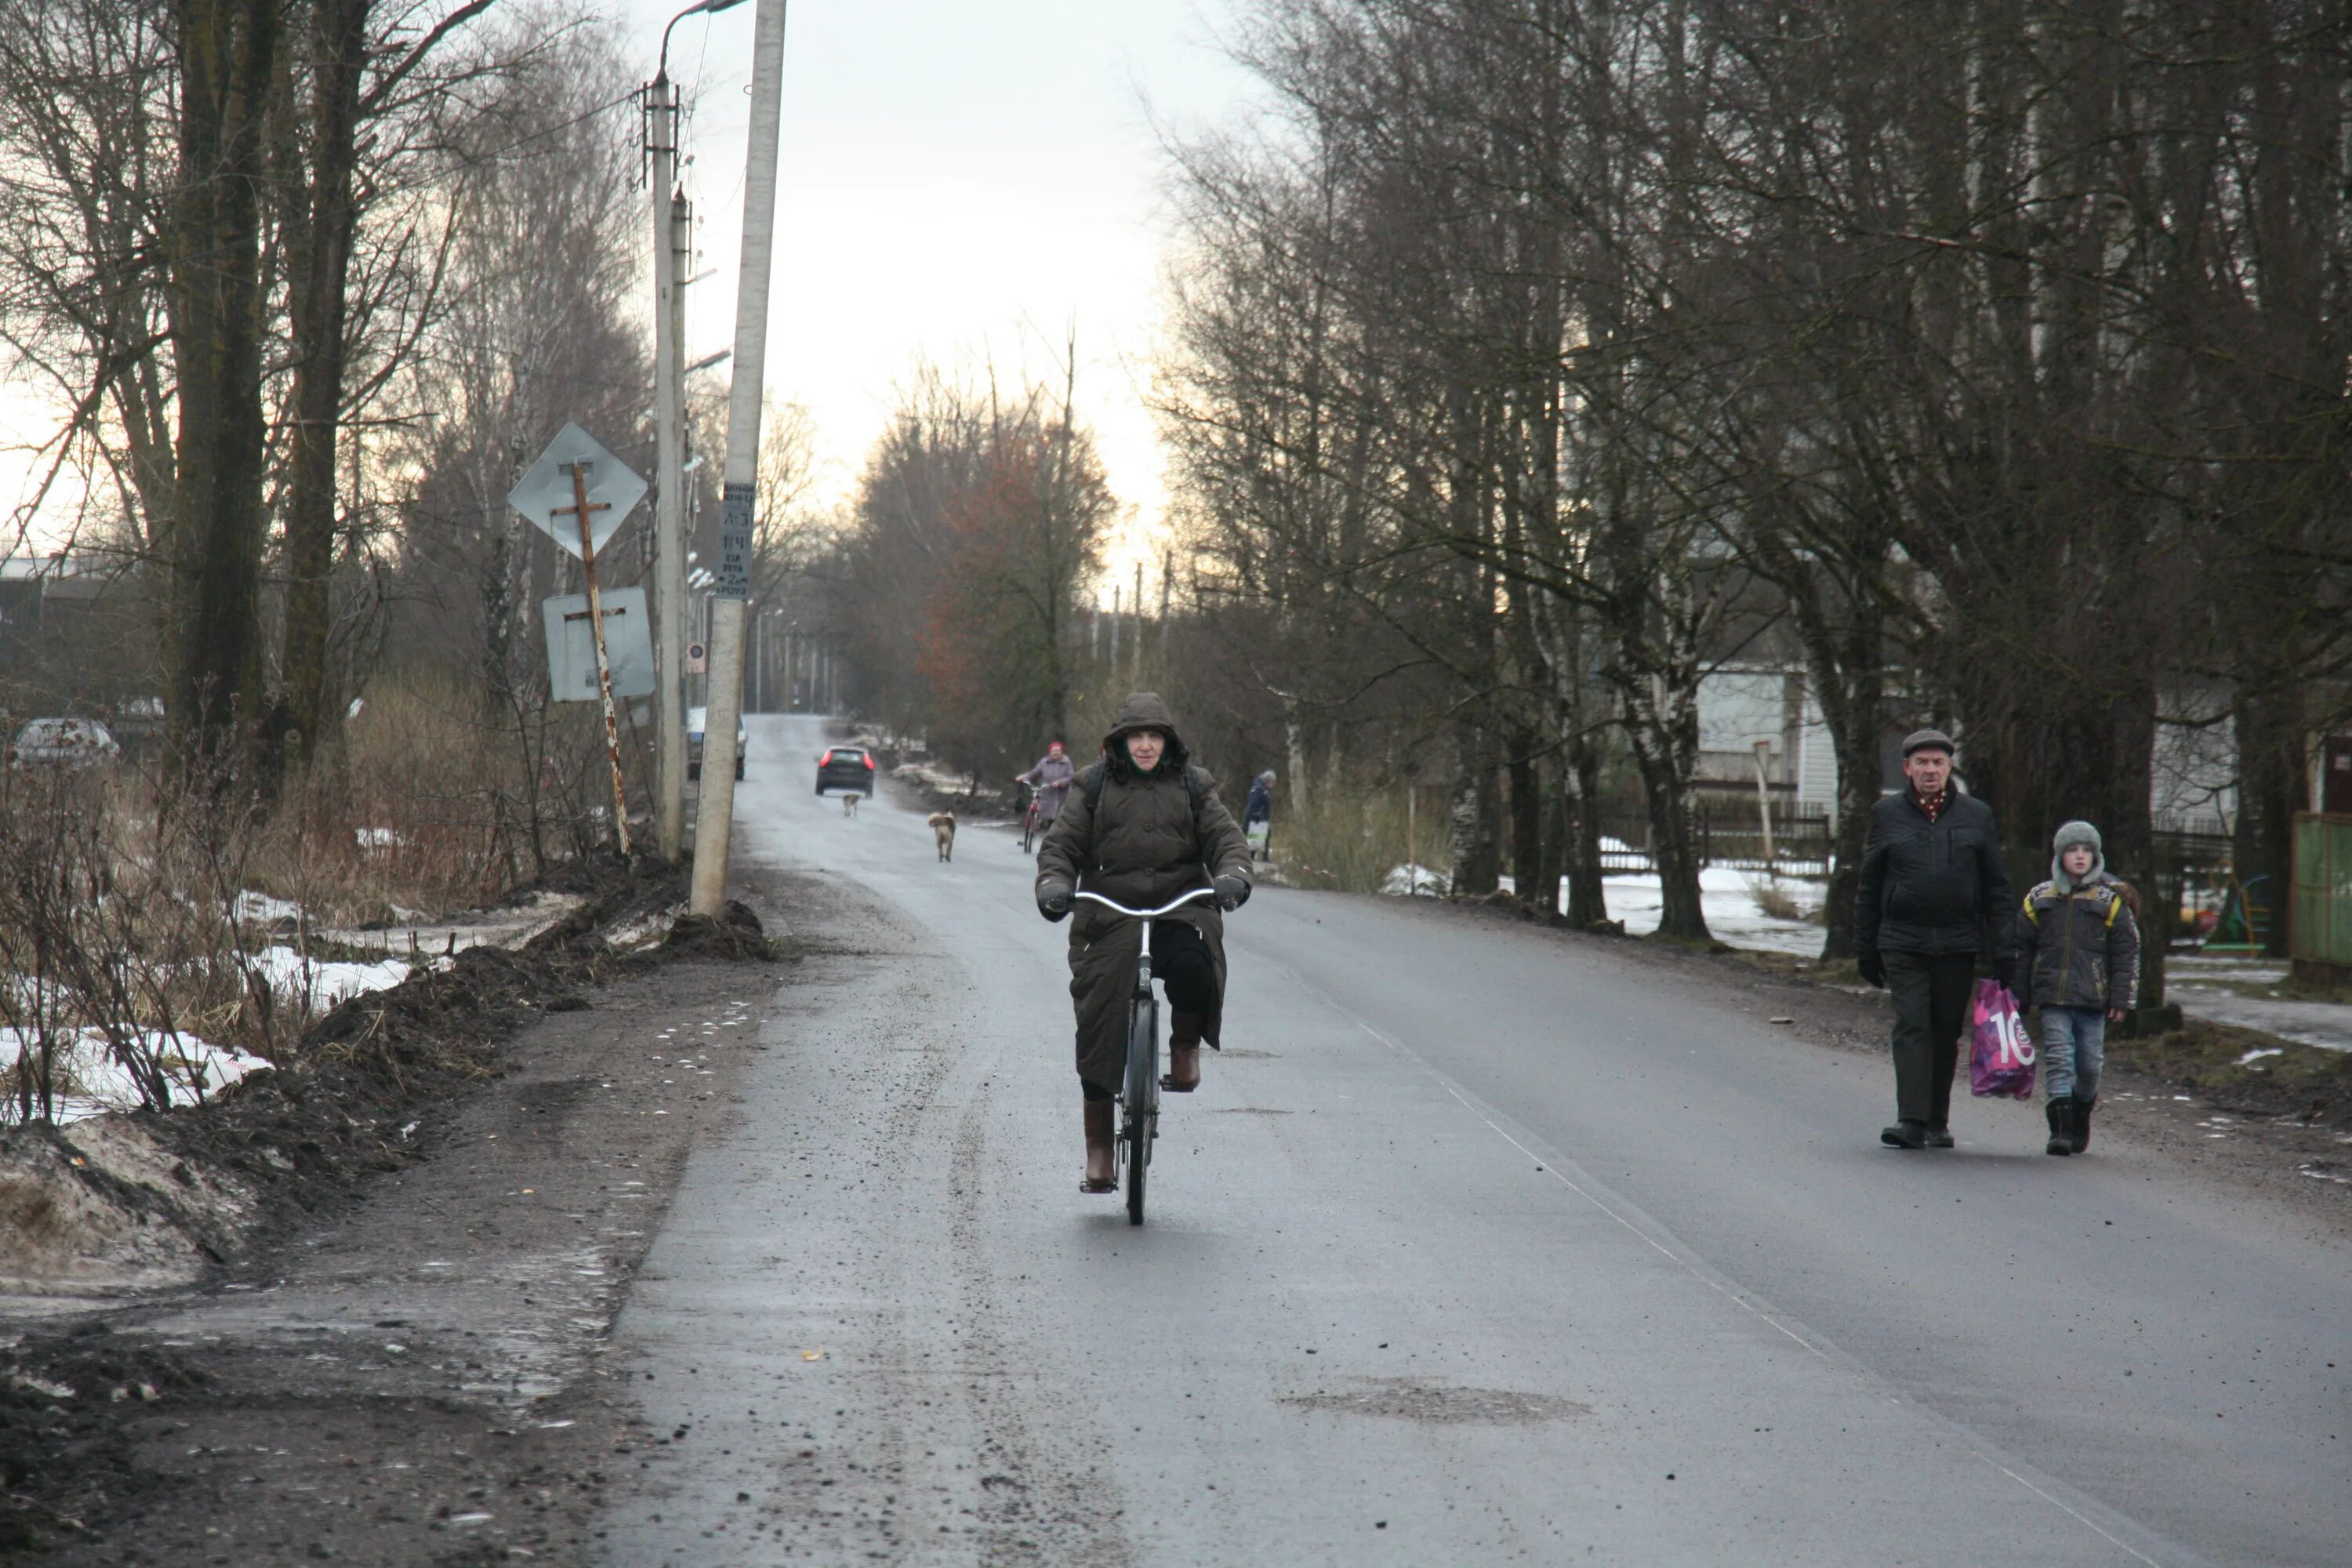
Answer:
[
  {"left": 1600, "top": 871, "right": 1825, "bottom": 956},
  {"left": 2235, "top": 1047, "right": 2285, "bottom": 1066},
  {"left": 233, "top": 890, "right": 303, "bottom": 927},
  {"left": 247, "top": 948, "right": 415, "bottom": 1011},
  {"left": 1382, "top": 864, "right": 1447, "bottom": 897},
  {"left": 2, "top": 1027, "right": 270, "bottom": 1122},
  {"left": 354, "top": 826, "right": 407, "bottom": 851}
]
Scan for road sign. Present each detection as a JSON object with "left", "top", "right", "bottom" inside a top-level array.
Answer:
[
  {"left": 686, "top": 641, "right": 707, "bottom": 674},
  {"left": 543, "top": 589, "right": 655, "bottom": 701},
  {"left": 508, "top": 423, "right": 647, "bottom": 561}
]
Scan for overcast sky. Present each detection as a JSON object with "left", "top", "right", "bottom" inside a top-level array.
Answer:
[
  {"left": 622, "top": 0, "right": 1255, "bottom": 574},
  {"left": 1, "top": 1, "right": 1255, "bottom": 575}
]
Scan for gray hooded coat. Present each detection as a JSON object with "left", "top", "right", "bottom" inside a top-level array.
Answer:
[{"left": 1035, "top": 693, "right": 1252, "bottom": 1097}]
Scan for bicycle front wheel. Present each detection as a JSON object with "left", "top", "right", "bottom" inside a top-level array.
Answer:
[{"left": 1123, "top": 993, "right": 1158, "bottom": 1225}]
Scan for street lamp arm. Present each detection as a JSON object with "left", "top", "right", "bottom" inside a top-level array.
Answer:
[{"left": 658, "top": 0, "right": 750, "bottom": 83}]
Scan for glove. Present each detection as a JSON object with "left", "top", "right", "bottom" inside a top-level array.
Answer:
[
  {"left": 1036, "top": 878, "right": 1073, "bottom": 922},
  {"left": 1856, "top": 949, "right": 1886, "bottom": 989},
  {"left": 1214, "top": 873, "right": 1250, "bottom": 912}
]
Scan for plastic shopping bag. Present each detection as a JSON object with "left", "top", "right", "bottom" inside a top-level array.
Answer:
[{"left": 1968, "top": 978, "right": 2036, "bottom": 1099}]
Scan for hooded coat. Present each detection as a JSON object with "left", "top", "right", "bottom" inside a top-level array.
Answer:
[
  {"left": 1035, "top": 693, "right": 1252, "bottom": 1097},
  {"left": 2018, "top": 822, "right": 2141, "bottom": 1011}
]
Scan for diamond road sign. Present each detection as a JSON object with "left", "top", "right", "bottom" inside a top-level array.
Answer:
[{"left": 507, "top": 423, "right": 647, "bottom": 561}]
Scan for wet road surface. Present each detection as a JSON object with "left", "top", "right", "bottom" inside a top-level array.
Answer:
[{"left": 597, "top": 714, "right": 2350, "bottom": 1567}]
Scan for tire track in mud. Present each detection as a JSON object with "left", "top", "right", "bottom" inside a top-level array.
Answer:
[{"left": 946, "top": 1069, "right": 1134, "bottom": 1568}]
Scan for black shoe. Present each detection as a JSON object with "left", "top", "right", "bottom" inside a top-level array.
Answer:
[
  {"left": 1881, "top": 1120, "right": 1927, "bottom": 1149},
  {"left": 2071, "top": 1096, "right": 2094, "bottom": 1154},
  {"left": 2045, "top": 1097, "right": 2075, "bottom": 1156},
  {"left": 1923, "top": 1125, "right": 1954, "bottom": 1149}
]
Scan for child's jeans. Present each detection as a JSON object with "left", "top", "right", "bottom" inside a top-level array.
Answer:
[{"left": 2041, "top": 1006, "right": 2107, "bottom": 1101}]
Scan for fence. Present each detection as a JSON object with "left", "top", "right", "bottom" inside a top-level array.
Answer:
[
  {"left": 2290, "top": 814, "right": 2352, "bottom": 981},
  {"left": 1599, "top": 806, "right": 1835, "bottom": 877}
]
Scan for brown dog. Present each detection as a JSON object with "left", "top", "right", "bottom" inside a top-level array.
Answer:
[{"left": 927, "top": 811, "right": 956, "bottom": 862}]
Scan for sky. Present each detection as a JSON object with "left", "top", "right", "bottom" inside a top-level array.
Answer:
[
  {"left": 622, "top": 0, "right": 1257, "bottom": 576},
  {"left": 1, "top": 0, "right": 1259, "bottom": 578}
]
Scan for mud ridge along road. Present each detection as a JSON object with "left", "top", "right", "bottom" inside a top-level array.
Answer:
[
  {"left": 12, "top": 712, "right": 2346, "bottom": 1566},
  {"left": 593, "top": 714, "right": 2348, "bottom": 1567}
]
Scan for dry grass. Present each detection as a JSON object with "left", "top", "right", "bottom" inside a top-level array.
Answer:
[{"left": 1279, "top": 786, "right": 1425, "bottom": 895}]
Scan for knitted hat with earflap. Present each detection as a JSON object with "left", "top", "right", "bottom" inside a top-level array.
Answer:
[{"left": 2049, "top": 820, "right": 2104, "bottom": 893}]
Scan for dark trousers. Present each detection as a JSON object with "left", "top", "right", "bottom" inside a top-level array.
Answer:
[
  {"left": 1886, "top": 951, "right": 1976, "bottom": 1128},
  {"left": 1079, "top": 921, "right": 1215, "bottom": 1102}
]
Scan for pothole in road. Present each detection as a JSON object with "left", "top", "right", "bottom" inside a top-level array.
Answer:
[{"left": 1279, "top": 1377, "right": 1592, "bottom": 1425}]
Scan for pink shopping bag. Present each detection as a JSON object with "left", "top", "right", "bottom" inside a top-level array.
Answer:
[{"left": 1968, "top": 978, "right": 2036, "bottom": 1099}]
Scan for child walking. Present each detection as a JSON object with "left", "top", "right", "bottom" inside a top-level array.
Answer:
[{"left": 2016, "top": 821, "right": 2140, "bottom": 1156}]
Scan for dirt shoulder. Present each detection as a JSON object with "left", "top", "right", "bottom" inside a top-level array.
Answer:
[
  {"left": 0, "top": 864, "right": 809, "bottom": 1564},
  {"left": 1432, "top": 896, "right": 2352, "bottom": 1233}
]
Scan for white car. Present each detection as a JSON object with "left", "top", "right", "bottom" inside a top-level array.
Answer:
[
  {"left": 686, "top": 706, "right": 747, "bottom": 781},
  {"left": 10, "top": 716, "right": 121, "bottom": 768}
]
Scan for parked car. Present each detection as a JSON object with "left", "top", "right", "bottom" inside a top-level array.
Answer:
[
  {"left": 816, "top": 744, "right": 876, "bottom": 797},
  {"left": 9, "top": 716, "right": 121, "bottom": 768},
  {"left": 686, "top": 706, "right": 746, "bottom": 782}
]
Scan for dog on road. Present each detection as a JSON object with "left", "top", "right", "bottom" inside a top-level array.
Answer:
[
  {"left": 927, "top": 811, "right": 956, "bottom": 862},
  {"left": 843, "top": 791, "right": 858, "bottom": 818}
]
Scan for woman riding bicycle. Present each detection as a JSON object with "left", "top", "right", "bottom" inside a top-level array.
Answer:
[
  {"left": 1014, "top": 742, "right": 1076, "bottom": 831},
  {"left": 1034, "top": 693, "right": 1252, "bottom": 1193}
]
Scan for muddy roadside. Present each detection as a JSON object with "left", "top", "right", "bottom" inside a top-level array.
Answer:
[
  {"left": 0, "top": 862, "right": 816, "bottom": 1564},
  {"left": 1434, "top": 896, "right": 2352, "bottom": 1230}
]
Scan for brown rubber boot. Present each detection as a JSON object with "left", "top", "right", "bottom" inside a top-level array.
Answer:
[
  {"left": 1162, "top": 1011, "right": 1205, "bottom": 1091},
  {"left": 1081, "top": 1099, "right": 1116, "bottom": 1192}
]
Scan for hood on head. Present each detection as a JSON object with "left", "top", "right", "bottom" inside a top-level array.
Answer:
[
  {"left": 2049, "top": 819, "right": 2105, "bottom": 893},
  {"left": 1102, "top": 691, "right": 1189, "bottom": 779}
]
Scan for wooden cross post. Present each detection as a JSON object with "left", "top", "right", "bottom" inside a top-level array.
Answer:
[{"left": 554, "top": 461, "right": 633, "bottom": 856}]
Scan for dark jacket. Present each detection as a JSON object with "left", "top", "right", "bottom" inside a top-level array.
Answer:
[
  {"left": 1853, "top": 788, "right": 2016, "bottom": 958},
  {"left": 1244, "top": 772, "right": 1273, "bottom": 828},
  {"left": 2019, "top": 873, "right": 2140, "bottom": 1011},
  {"left": 1036, "top": 693, "right": 1251, "bottom": 1095}
]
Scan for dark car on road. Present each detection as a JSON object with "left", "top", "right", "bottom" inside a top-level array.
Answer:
[{"left": 816, "top": 745, "right": 875, "bottom": 797}]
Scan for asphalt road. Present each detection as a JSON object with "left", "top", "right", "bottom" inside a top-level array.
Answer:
[{"left": 599, "top": 714, "right": 2350, "bottom": 1567}]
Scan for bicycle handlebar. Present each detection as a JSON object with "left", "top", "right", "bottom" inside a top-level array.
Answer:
[{"left": 1070, "top": 887, "right": 1217, "bottom": 920}]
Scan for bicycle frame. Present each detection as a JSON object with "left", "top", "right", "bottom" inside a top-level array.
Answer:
[{"left": 1072, "top": 887, "right": 1216, "bottom": 1224}]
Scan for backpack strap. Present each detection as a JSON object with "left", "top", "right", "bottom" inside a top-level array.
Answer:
[{"left": 1080, "top": 760, "right": 1211, "bottom": 872}]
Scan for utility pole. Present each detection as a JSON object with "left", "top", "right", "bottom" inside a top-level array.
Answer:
[
  {"left": 689, "top": 0, "right": 786, "bottom": 917},
  {"left": 650, "top": 74, "right": 689, "bottom": 863}
]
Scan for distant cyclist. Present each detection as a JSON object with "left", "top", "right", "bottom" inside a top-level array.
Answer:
[{"left": 1014, "top": 740, "right": 1077, "bottom": 830}]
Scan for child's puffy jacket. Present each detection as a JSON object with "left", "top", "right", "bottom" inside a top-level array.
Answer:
[{"left": 2018, "top": 873, "right": 2140, "bottom": 1010}]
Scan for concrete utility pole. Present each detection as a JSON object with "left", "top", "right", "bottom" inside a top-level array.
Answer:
[
  {"left": 689, "top": 0, "right": 787, "bottom": 918},
  {"left": 650, "top": 74, "right": 688, "bottom": 863}
]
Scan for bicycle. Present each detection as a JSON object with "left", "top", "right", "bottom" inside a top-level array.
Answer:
[
  {"left": 1022, "top": 796, "right": 1044, "bottom": 854},
  {"left": 1071, "top": 886, "right": 1216, "bottom": 1225}
]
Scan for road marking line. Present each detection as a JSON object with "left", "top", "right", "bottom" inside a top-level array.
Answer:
[
  {"left": 1352, "top": 1019, "right": 1825, "bottom": 1358},
  {"left": 1325, "top": 1011, "right": 2175, "bottom": 1566}
]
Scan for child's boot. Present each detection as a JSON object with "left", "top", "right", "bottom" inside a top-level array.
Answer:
[
  {"left": 2045, "top": 1097, "right": 2075, "bottom": 1156},
  {"left": 2071, "top": 1096, "right": 2095, "bottom": 1154}
]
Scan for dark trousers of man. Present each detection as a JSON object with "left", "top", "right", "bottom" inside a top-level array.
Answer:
[{"left": 1886, "top": 951, "right": 1977, "bottom": 1128}]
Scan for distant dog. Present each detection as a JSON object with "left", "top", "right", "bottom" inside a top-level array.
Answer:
[
  {"left": 927, "top": 811, "right": 956, "bottom": 862},
  {"left": 843, "top": 792, "right": 858, "bottom": 818}
]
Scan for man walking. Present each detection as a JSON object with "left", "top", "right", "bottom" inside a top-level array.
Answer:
[{"left": 1854, "top": 729, "right": 2017, "bottom": 1149}]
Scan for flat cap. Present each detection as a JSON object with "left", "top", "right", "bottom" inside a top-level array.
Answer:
[{"left": 1902, "top": 727, "right": 1956, "bottom": 757}]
